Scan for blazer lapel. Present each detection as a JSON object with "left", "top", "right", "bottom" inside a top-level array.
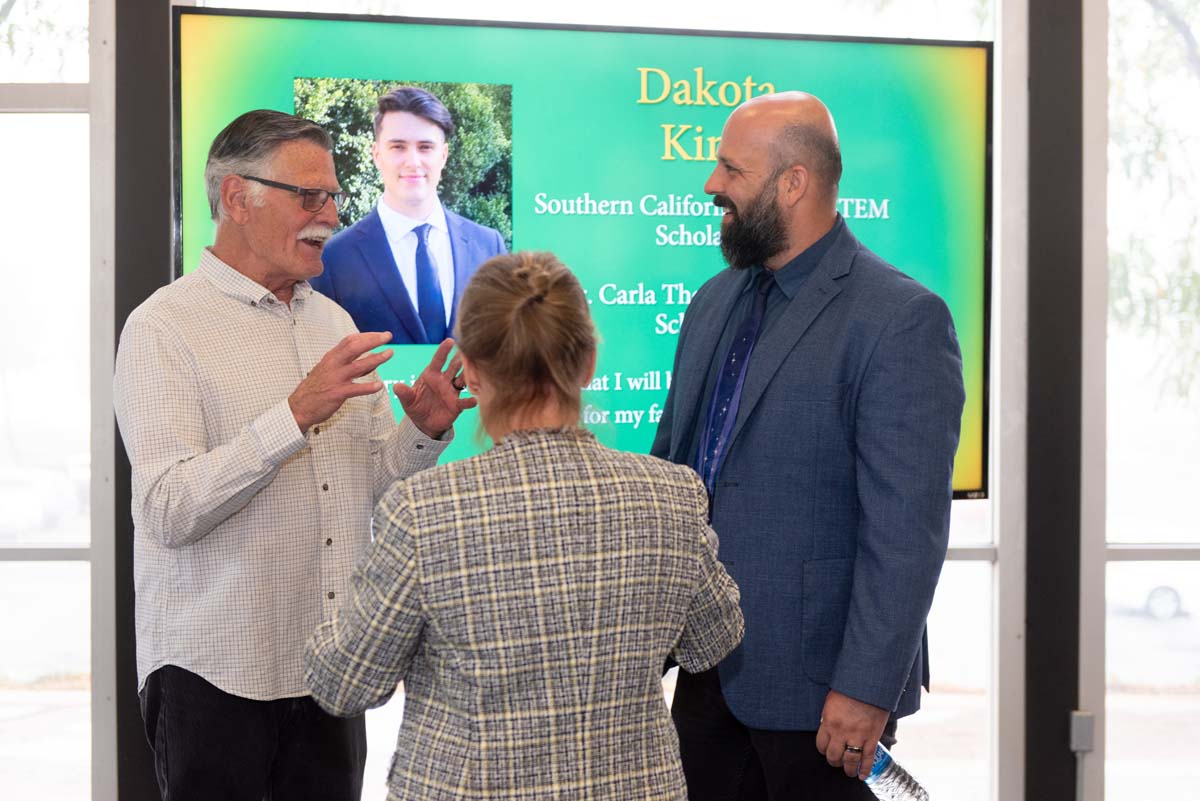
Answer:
[
  {"left": 445, "top": 210, "right": 476, "bottom": 335},
  {"left": 356, "top": 210, "right": 427, "bottom": 343},
  {"left": 726, "top": 228, "right": 858, "bottom": 449},
  {"left": 670, "top": 270, "right": 751, "bottom": 462}
]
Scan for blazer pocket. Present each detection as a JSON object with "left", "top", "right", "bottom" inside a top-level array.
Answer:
[
  {"left": 757, "top": 382, "right": 853, "bottom": 456},
  {"left": 801, "top": 556, "right": 854, "bottom": 684}
]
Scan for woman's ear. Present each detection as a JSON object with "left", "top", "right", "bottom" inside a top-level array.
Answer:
[{"left": 461, "top": 356, "right": 484, "bottom": 395}]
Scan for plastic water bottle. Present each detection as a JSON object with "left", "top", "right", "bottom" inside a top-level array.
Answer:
[{"left": 863, "top": 743, "right": 929, "bottom": 801}]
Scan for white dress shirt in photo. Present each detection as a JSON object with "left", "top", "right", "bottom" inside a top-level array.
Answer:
[{"left": 377, "top": 199, "right": 455, "bottom": 325}]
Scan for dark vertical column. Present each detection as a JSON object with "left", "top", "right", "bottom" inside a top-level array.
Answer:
[
  {"left": 1027, "top": 2, "right": 1083, "bottom": 798},
  {"left": 113, "top": 0, "right": 172, "bottom": 797}
]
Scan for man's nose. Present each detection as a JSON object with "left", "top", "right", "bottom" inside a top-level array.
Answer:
[
  {"left": 702, "top": 169, "right": 721, "bottom": 196},
  {"left": 316, "top": 196, "right": 340, "bottom": 226}
]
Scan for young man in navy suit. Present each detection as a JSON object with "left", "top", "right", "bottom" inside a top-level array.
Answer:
[
  {"left": 312, "top": 86, "right": 506, "bottom": 344},
  {"left": 653, "top": 92, "right": 965, "bottom": 800}
]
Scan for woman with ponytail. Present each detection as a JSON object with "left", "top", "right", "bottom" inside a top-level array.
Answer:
[{"left": 306, "top": 251, "right": 743, "bottom": 801}]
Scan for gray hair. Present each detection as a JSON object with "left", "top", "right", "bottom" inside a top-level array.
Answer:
[
  {"left": 772, "top": 122, "right": 843, "bottom": 200},
  {"left": 204, "top": 109, "right": 333, "bottom": 222}
]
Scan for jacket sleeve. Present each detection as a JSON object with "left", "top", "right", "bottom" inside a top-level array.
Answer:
[
  {"left": 830, "top": 291, "right": 965, "bottom": 710},
  {"left": 674, "top": 479, "right": 744, "bottom": 672},
  {"left": 306, "top": 482, "right": 425, "bottom": 717}
]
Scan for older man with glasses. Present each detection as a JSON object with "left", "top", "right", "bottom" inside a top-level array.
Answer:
[{"left": 113, "top": 109, "right": 476, "bottom": 801}]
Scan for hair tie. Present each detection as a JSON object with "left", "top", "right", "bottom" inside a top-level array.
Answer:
[{"left": 524, "top": 293, "right": 545, "bottom": 308}]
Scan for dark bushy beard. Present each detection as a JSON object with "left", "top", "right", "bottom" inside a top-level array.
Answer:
[{"left": 715, "top": 179, "right": 789, "bottom": 270}]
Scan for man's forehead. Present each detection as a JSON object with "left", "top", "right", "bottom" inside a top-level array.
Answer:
[
  {"left": 271, "top": 139, "right": 331, "bottom": 165},
  {"left": 381, "top": 133, "right": 444, "bottom": 145},
  {"left": 717, "top": 114, "right": 770, "bottom": 166},
  {"left": 269, "top": 140, "right": 338, "bottom": 184},
  {"left": 378, "top": 111, "right": 446, "bottom": 143}
]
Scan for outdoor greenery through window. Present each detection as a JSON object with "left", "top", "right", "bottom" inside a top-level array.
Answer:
[
  {"left": 1106, "top": 0, "right": 1200, "bottom": 796},
  {"left": 1, "top": 4, "right": 93, "bottom": 797},
  {"left": 0, "top": 0, "right": 88, "bottom": 81},
  {"left": 0, "top": 114, "right": 91, "bottom": 548}
]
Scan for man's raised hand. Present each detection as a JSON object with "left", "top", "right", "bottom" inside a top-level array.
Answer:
[
  {"left": 288, "top": 332, "right": 394, "bottom": 434},
  {"left": 393, "top": 338, "right": 477, "bottom": 439}
]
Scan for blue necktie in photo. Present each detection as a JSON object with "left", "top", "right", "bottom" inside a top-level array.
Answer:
[
  {"left": 696, "top": 269, "right": 775, "bottom": 496},
  {"left": 413, "top": 223, "right": 446, "bottom": 343}
]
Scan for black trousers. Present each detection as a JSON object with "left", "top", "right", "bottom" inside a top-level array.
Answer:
[
  {"left": 672, "top": 667, "right": 899, "bottom": 801},
  {"left": 139, "top": 665, "right": 367, "bottom": 801}
]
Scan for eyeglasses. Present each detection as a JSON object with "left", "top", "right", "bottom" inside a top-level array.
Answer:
[{"left": 240, "top": 175, "right": 347, "bottom": 213}]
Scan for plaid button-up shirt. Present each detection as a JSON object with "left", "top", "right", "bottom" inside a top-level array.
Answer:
[
  {"left": 114, "top": 249, "right": 447, "bottom": 700},
  {"left": 306, "top": 427, "right": 743, "bottom": 800}
]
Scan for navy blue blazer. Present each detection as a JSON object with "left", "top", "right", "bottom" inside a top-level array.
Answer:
[
  {"left": 312, "top": 207, "right": 507, "bottom": 344},
  {"left": 651, "top": 224, "right": 965, "bottom": 731}
]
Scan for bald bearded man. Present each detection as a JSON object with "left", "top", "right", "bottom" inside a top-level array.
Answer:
[{"left": 651, "top": 92, "right": 965, "bottom": 800}]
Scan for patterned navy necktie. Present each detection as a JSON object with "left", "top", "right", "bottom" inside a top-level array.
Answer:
[
  {"left": 696, "top": 269, "right": 775, "bottom": 495},
  {"left": 413, "top": 223, "right": 446, "bottom": 343}
]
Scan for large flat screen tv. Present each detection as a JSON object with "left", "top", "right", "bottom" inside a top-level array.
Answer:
[{"left": 174, "top": 8, "right": 991, "bottom": 497}]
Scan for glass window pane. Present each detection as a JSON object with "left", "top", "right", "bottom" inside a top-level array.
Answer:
[
  {"left": 1107, "top": 331, "right": 1200, "bottom": 544},
  {"left": 896, "top": 561, "right": 991, "bottom": 800},
  {"left": 363, "top": 691, "right": 402, "bottom": 801},
  {"left": 950, "top": 498, "right": 992, "bottom": 547},
  {"left": 196, "top": 0, "right": 994, "bottom": 40},
  {"left": 1106, "top": 561, "right": 1200, "bottom": 798},
  {"left": 1107, "top": 0, "right": 1200, "bottom": 545},
  {"left": 0, "top": 0, "right": 88, "bottom": 82},
  {"left": 0, "top": 114, "right": 89, "bottom": 547},
  {"left": 0, "top": 561, "right": 90, "bottom": 801}
]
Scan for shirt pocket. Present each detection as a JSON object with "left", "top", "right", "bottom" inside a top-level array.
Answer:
[{"left": 325, "top": 395, "right": 374, "bottom": 442}]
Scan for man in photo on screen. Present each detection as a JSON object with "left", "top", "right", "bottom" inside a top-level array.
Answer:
[
  {"left": 652, "top": 91, "right": 965, "bottom": 800},
  {"left": 312, "top": 85, "right": 508, "bottom": 345},
  {"left": 113, "top": 109, "right": 474, "bottom": 801}
]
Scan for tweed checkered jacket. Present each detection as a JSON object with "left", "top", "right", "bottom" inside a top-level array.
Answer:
[{"left": 305, "top": 427, "right": 743, "bottom": 800}]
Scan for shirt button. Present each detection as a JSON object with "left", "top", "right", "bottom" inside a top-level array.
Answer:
[
  {"left": 250, "top": 301, "right": 257, "bottom": 307},
  {"left": 322, "top": 483, "right": 329, "bottom": 491},
  {"left": 327, "top": 591, "right": 335, "bottom": 600},
  {"left": 416, "top": 443, "right": 424, "bottom": 450},
  {"left": 313, "top": 426, "right": 320, "bottom": 435},
  {"left": 325, "top": 538, "right": 333, "bottom": 546}
]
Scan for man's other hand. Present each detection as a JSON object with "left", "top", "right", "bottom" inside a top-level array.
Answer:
[
  {"left": 393, "top": 338, "right": 477, "bottom": 439},
  {"left": 289, "top": 332, "right": 394, "bottom": 434},
  {"left": 815, "top": 688, "right": 889, "bottom": 780}
]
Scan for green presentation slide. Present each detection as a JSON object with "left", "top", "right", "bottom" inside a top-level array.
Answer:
[{"left": 176, "top": 9, "right": 990, "bottom": 495}]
